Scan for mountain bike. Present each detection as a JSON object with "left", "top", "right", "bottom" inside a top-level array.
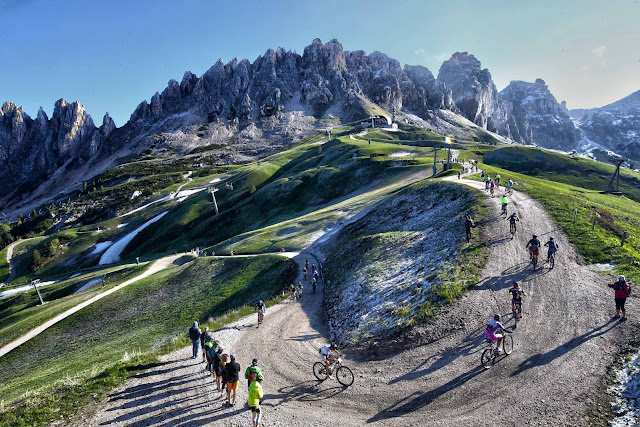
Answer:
[
  {"left": 501, "top": 203, "right": 508, "bottom": 216},
  {"left": 530, "top": 249, "right": 538, "bottom": 270},
  {"left": 510, "top": 222, "right": 517, "bottom": 239},
  {"left": 481, "top": 331, "right": 513, "bottom": 369},
  {"left": 548, "top": 250, "right": 556, "bottom": 269},
  {"left": 513, "top": 302, "right": 522, "bottom": 321},
  {"left": 490, "top": 187, "right": 494, "bottom": 197},
  {"left": 313, "top": 357, "right": 354, "bottom": 387},
  {"left": 257, "top": 310, "right": 264, "bottom": 327}
]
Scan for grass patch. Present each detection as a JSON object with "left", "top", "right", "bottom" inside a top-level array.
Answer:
[{"left": 473, "top": 164, "right": 640, "bottom": 282}]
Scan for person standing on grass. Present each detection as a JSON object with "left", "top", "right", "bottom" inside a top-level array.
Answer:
[
  {"left": 609, "top": 275, "right": 631, "bottom": 320},
  {"left": 188, "top": 321, "right": 201, "bottom": 359},
  {"left": 245, "top": 358, "right": 262, "bottom": 389},
  {"left": 248, "top": 374, "right": 264, "bottom": 427},
  {"left": 225, "top": 354, "right": 241, "bottom": 406}
]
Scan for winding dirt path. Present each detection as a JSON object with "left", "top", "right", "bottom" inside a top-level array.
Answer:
[
  {"left": 80, "top": 177, "right": 638, "bottom": 426},
  {"left": 0, "top": 255, "right": 182, "bottom": 358}
]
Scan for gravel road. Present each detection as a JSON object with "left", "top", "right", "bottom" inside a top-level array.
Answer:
[{"left": 79, "top": 178, "right": 639, "bottom": 426}]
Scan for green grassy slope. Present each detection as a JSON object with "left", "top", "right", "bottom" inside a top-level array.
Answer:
[
  {"left": 475, "top": 164, "right": 640, "bottom": 282},
  {"left": 0, "top": 255, "right": 296, "bottom": 412},
  {"left": 0, "top": 264, "right": 147, "bottom": 347},
  {"left": 122, "top": 138, "right": 439, "bottom": 258},
  {"left": 483, "top": 146, "right": 640, "bottom": 203}
]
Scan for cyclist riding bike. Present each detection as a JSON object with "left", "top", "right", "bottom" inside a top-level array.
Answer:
[
  {"left": 526, "top": 235, "right": 541, "bottom": 260},
  {"left": 489, "top": 179, "right": 495, "bottom": 196},
  {"left": 507, "top": 212, "right": 519, "bottom": 232},
  {"left": 484, "top": 175, "right": 490, "bottom": 191},
  {"left": 483, "top": 314, "right": 511, "bottom": 352},
  {"left": 544, "top": 237, "right": 558, "bottom": 263},
  {"left": 495, "top": 174, "right": 501, "bottom": 188},
  {"left": 255, "top": 300, "right": 266, "bottom": 319},
  {"left": 500, "top": 196, "right": 509, "bottom": 215},
  {"left": 508, "top": 282, "right": 527, "bottom": 317},
  {"left": 319, "top": 343, "right": 342, "bottom": 379}
]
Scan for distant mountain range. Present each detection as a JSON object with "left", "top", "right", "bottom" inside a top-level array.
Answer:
[{"left": 1, "top": 38, "right": 638, "bottom": 216}]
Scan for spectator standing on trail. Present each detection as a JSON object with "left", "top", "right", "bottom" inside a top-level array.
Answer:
[
  {"left": 188, "top": 321, "right": 201, "bottom": 359},
  {"left": 464, "top": 215, "right": 474, "bottom": 242},
  {"left": 609, "top": 275, "right": 631, "bottom": 320},
  {"left": 245, "top": 359, "right": 262, "bottom": 389},
  {"left": 248, "top": 374, "right": 264, "bottom": 427},
  {"left": 200, "top": 327, "right": 213, "bottom": 362},
  {"left": 225, "top": 354, "right": 241, "bottom": 406},
  {"left": 213, "top": 346, "right": 226, "bottom": 392}
]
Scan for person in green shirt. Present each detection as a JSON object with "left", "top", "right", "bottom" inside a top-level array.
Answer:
[
  {"left": 248, "top": 374, "right": 264, "bottom": 427},
  {"left": 245, "top": 358, "right": 262, "bottom": 389}
]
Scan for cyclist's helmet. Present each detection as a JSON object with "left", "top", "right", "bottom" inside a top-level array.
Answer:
[
  {"left": 549, "top": 237, "right": 554, "bottom": 241},
  {"left": 259, "top": 300, "right": 263, "bottom": 305},
  {"left": 513, "top": 281, "right": 519, "bottom": 288},
  {"left": 494, "top": 314, "right": 500, "bottom": 321},
  {"left": 619, "top": 275, "right": 626, "bottom": 281},
  {"left": 256, "top": 374, "right": 264, "bottom": 382},
  {"left": 533, "top": 235, "right": 538, "bottom": 238},
  {"left": 330, "top": 342, "right": 337, "bottom": 350}
]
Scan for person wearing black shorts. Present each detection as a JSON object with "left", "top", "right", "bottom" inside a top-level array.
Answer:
[{"left": 609, "top": 275, "right": 631, "bottom": 320}]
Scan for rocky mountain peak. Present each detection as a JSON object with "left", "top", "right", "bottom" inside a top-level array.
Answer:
[
  {"left": 437, "top": 52, "right": 508, "bottom": 134},
  {"left": 500, "top": 80, "right": 579, "bottom": 150}
]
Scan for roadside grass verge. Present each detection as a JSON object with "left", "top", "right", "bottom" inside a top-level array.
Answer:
[
  {"left": 0, "top": 264, "right": 148, "bottom": 347},
  {"left": 483, "top": 146, "right": 640, "bottom": 203},
  {"left": 0, "top": 255, "right": 296, "bottom": 426},
  {"left": 319, "top": 180, "right": 488, "bottom": 344},
  {"left": 473, "top": 165, "right": 640, "bottom": 282}
]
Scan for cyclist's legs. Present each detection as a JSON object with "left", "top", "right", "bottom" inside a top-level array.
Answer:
[{"left": 511, "top": 301, "right": 516, "bottom": 313}]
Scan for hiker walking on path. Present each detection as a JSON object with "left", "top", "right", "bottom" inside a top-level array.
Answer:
[
  {"left": 609, "top": 275, "right": 631, "bottom": 320},
  {"left": 188, "top": 321, "right": 201, "bottom": 359},
  {"left": 248, "top": 374, "right": 264, "bottom": 427},
  {"left": 225, "top": 354, "right": 241, "bottom": 406},
  {"left": 213, "top": 346, "right": 225, "bottom": 391},
  {"left": 245, "top": 358, "right": 262, "bottom": 389}
]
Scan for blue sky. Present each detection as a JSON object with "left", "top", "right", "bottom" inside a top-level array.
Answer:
[{"left": 1, "top": 0, "right": 638, "bottom": 126}]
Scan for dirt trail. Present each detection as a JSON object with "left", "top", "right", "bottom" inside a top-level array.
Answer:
[
  {"left": 81, "top": 174, "right": 638, "bottom": 426},
  {"left": 0, "top": 255, "right": 182, "bottom": 358},
  {"left": 2, "top": 237, "right": 39, "bottom": 285}
]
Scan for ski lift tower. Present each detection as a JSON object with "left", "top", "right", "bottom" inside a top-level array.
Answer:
[
  {"left": 31, "top": 279, "right": 45, "bottom": 305},
  {"left": 207, "top": 186, "right": 220, "bottom": 215},
  {"left": 604, "top": 158, "right": 626, "bottom": 195}
]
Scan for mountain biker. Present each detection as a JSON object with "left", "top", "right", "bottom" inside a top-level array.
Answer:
[
  {"left": 319, "top": 343, "right": 342, "bottom": 379},
  {"left": 507, "top": 212, "right": 519, "bottom": 232},
  {"left": 483, "top": 314, "right": 511, "bottom": 352},
  {"left": 255, "top": 300, "right": 266, "bottom": 323},
  {"left": 505, "top": 178, "right": 514, "bottom": 189},
  {"left": 544, "top": 237, "right": 558, "bottom": 263},
  {"left": 495, "top": 173, "right": 501, "bottom": 188},
  {"left": 489, "top": 179, "right": 495, "bottom": 196},
  {"left": 526, "top": 235, "right": 541, "bottom": 260},
  {"left": 508, "top": 282, "right": 527, "bottom": 317},
  {"left": 303, "top": 266, "right": 308, "bottom": 281},
  {"left": 484, "top": 175, "right": 490, "bottom": 191},
  {"left": 609, "top": 275, "right": 631, "bottom": 320},
  {"left": 311, "top": 276, "right": 317, "bottom": 293},
  {"left": 500, "top": 196, "right": 509, "bottom": 214}
]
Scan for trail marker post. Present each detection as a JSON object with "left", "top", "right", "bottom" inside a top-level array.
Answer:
[{"left": 574, "top": 208, "right": 578, "bottom": 224}]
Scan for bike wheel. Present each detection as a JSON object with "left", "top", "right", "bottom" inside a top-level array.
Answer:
[
  {"left": 502, "top": 334, "right": 514, "bottom": 355},
  {"left": 481, "top": 348, "right": 495, "bottom": 369},
  {"left": 532, "top": 256, "right": 538, "bottom": 270},
  {"left": 550, "top": 254, "right": 555, "bottom": 269},
  {"left": 336, "top": 366, "right": 355, "bottom": 387},
  {"left": 313, "top": 362, "right": 327, "bottom": 381}
]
